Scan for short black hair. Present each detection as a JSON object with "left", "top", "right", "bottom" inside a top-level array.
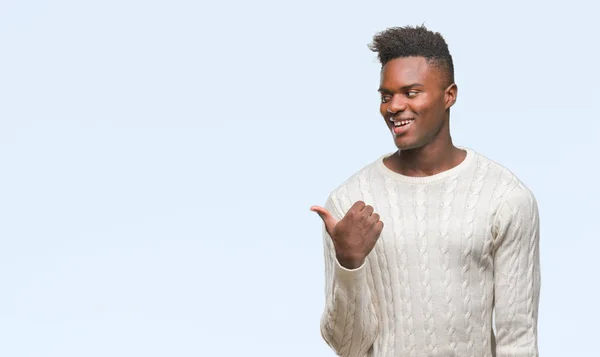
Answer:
[{"left": 368, "top": 25, "right": 454, "bottom": 85}]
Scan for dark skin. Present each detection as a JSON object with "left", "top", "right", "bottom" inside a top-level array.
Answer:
[
  {"left": 379, "top": 56, "right": 465, "bottom": 176},
  {"left": 310, "top": 56, "right": 466, "bottom": 269}
]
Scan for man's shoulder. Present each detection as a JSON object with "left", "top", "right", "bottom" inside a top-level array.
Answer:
[
  {"left": 325, "top": 148, "right": 536, "bottom": 214},
  {"left": 472, "top": 149, "right": 515, "bottom": 178},
  {"left": 471, "top": 148, "right": 536, "bottom": 202},
  {"left": 325, "top": 152, "right": 388, "bottom": 211}
]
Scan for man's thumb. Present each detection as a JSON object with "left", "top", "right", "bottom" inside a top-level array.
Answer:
[{"left": 310, "top": 205, "right": 338, "bottom": 234}]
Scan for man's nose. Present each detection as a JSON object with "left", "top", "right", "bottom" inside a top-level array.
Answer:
[{"left": 387, "top": 95, "right": 407, "bottom": 114}]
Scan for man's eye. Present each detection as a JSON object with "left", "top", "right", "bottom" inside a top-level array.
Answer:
[
  {"left": 406, "top": 91, "right": 419, "bottom": 98},
  {"left": 381, "top": 95, "right": 391, "bottom": 103}
]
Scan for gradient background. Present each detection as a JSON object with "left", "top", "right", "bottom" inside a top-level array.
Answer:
[{"left": 1, "top": 1, "right": 598, "bottom": 356}]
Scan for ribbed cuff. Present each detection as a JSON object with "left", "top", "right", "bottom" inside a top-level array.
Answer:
[{"left": 334, "top": 258, "right": 368, "bottom": 289}]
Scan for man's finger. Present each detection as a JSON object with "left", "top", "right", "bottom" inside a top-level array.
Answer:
[
  {"left": 310, "top": 205, "right": 338, "bottom": 235},
  {"left": 351, "top": 200, "right": 366, "bottom": 213}
]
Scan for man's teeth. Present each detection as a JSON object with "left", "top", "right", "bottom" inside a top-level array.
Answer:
[{"left": 393, "top": 120, "right": 413, "bottom": 127}]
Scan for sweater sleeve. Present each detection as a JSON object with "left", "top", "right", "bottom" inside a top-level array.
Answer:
[
  {"left": 492, "top": 183, "right": 541, "bottom": 357},
  {"left": 320, "top": 194, "right": 379, "bottom": 357}
]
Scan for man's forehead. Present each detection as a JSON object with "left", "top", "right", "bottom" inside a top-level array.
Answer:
[{"left": 379, "top": 57, "right": 441, "bottom": 86}]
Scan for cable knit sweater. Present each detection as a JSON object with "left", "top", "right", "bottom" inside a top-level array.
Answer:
[{"left": 319, "top": 147, "right": 540, "bottom": 357}]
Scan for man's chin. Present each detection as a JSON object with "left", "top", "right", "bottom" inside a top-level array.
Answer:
[{"left": 393, "top": 137, "right": 421, "bottom": 151}]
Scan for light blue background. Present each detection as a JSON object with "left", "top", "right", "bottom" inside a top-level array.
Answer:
[{"left": 1, "top": 1, "right": 597, "bottom": 356}]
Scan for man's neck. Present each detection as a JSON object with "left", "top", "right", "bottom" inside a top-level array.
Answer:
[{"left": 385, "top": 140, "right": 466, "bottom": 177}]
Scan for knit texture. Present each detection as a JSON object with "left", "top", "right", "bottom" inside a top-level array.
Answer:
[{"left": 319, "top": 148, "right": 540, "bottom": 357}]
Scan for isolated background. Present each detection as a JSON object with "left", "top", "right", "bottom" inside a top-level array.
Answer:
[{"left": 1, "top": 1, "right": 598, "bottom": 356}]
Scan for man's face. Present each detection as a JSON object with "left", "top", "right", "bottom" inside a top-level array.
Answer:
[{"left": 378, "top": 56, "right": 455, "bottom": 150}]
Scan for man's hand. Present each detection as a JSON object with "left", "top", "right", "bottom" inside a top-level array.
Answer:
[{"left": 311, "top": 201, "right": 384, "bottom": 269}]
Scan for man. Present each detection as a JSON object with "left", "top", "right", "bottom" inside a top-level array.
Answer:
[{"left": 310, "top": 25, "right": 540, "bottom": 357}]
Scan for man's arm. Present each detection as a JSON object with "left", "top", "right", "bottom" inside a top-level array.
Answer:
[
  {"left": 492, "top": 183, "right": 541, "bottom": 357},
  {"left": 319, "top": 194, "right": 379, "bottom": 357}
]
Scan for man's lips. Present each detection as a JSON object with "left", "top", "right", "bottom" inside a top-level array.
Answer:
[{"left": 388, "top": 116, "right": 415, "bottom": 122}]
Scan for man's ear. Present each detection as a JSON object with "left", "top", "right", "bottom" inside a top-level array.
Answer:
[{"left": 445, "top": 83, "right": 458, "bottom": 110}]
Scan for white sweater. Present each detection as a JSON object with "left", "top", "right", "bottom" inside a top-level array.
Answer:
[{"left": 320, "top": 148, "right": 540, "bottom": 357}]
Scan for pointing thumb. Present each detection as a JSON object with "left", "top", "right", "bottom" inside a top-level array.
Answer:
[{"left": 310, "top": 205, "right": 338, "bottom": 235}]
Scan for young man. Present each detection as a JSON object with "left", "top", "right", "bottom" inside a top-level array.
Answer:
[{"left": 310, "top": 25, "right": 540, "bottom": 357}]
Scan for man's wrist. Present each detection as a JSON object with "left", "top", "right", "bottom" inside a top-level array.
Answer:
[{"left": 336, "top": 254, "right": 365, "bottom": 270}]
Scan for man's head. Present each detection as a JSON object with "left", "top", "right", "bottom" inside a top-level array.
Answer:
[{"left": 368, "top": 25, "right": 457, "bottom": 151}]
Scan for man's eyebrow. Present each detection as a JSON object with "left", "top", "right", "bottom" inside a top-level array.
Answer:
[{"left": 377, "top": 83, "right": 424, "bottom": 92}]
